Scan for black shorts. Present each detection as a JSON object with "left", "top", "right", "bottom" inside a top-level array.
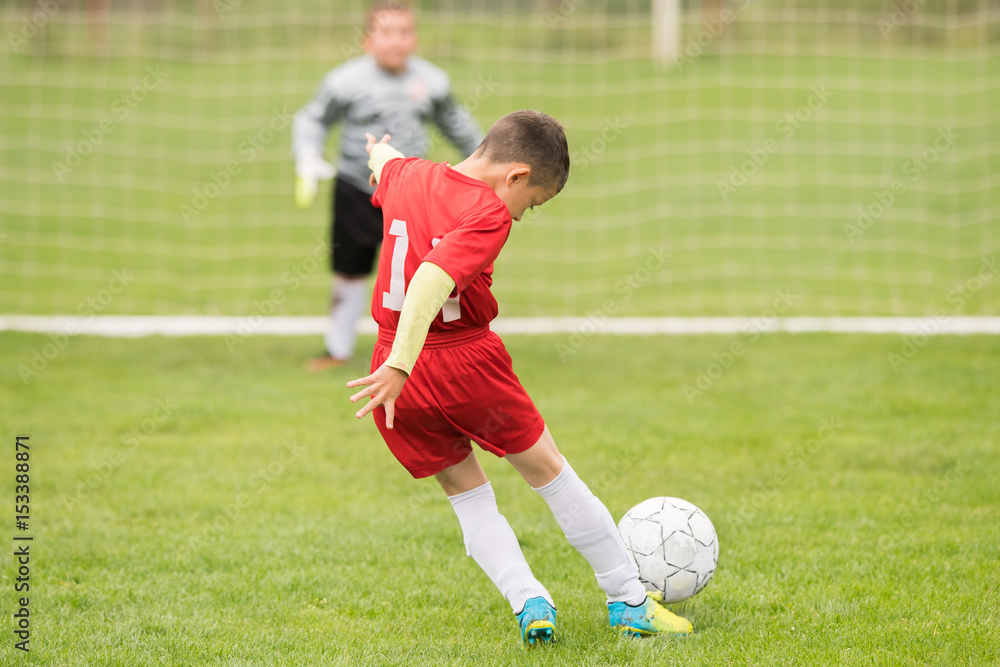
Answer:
[{"left": 331, "top": 178, "right": 383, "bottom": 276}]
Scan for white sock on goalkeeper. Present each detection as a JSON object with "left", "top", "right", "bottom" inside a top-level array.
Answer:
[
  {"left": 533, "top": 458, "right": 647, "bottom": 605},
  {"left": 325, "top": 277, "right": 367, "bottom": 360},
  {"left": 448, "top": 481, "right": 553, "bottom": 613}
]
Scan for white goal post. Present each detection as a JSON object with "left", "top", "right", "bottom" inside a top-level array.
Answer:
[{"left": 652, "top": 0, "right": 682, "bottom": 64}]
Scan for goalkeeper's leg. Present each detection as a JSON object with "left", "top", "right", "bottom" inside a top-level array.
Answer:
[
  {"left": 323, "top": 274, "right": 367, "bottom": 361},
  {"left": 309, "top": 178, "right": 382, "bottom": 370}
]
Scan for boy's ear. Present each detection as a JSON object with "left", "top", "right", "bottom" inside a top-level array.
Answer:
[{"left": 505, "top": 166, "right": 531, "bottom": 188}]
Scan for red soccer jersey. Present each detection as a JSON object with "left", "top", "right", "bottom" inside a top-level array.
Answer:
[{"left": 370, "top": 157, "right": 512, "bottom": 333}]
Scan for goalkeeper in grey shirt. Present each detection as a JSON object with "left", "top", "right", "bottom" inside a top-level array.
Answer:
[{"left": 292, "top": 1, "right": 484, "bottom": 370}]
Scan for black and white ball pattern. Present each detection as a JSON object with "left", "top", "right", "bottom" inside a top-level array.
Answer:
[{"left": 617, "top": 496, "right": 719, "bottom": 603}]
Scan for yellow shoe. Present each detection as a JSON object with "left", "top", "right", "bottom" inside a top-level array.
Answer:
[{"left": 608, "top": 591, "right": 692, "bottom": 637}]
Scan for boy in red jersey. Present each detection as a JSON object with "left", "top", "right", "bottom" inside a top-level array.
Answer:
[{"left": 347, "top": 111, "right": 692, "bottom": 644}]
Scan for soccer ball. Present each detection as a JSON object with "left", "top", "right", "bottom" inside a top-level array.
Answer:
[{"left": 617, "top": 497, "right": 719, "bottom": 603}]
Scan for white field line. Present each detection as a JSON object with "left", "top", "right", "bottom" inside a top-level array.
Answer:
[{"left": 2, "top": 315, "right": 1000, "bottom": 337}]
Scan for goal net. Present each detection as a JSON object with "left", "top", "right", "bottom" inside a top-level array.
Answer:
[{"left": 2, "top": 0, "right": 997, "bottom": 319}]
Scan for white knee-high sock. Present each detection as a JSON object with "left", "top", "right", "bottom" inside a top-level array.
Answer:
[
  {"left": 533, "top": 458, "right": 647, "bottom": 605},
  {"left": 448, "top": 482, "right": 553, "bottom": 613},
  {"left": 325, "top": 277, "right": 367, "bottom": 359}
]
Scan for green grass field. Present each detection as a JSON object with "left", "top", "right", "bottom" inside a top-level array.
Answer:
[{"left": 2, "top": 331, "right": 998, "bottom": 665}]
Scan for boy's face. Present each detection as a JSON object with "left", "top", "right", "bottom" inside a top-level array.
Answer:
[
  {"left": 363, "top": 10, "right": 417, "bottom": 74},
  {"left": 496, "top": 168, "right": 558, "bottom": 222}
]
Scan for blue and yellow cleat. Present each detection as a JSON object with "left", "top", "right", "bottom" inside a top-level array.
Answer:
[
  {"left": 515, "top": 597, "right": 557, "bottom": 646},
  {"left": 608, "top": 591, "right": 693, "bottom": 637}
]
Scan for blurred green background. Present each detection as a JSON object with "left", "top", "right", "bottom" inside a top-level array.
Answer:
[{"left": 2, "top": 0, "right": 998, "bottom": 317}]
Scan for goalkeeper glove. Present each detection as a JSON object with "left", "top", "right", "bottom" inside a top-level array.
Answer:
[{"left": 294, "top": 150, "right": 336, "bottom": 208}]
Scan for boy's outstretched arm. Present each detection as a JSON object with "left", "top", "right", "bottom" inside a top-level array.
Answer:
[
  {"left": 364, "top": 132, "right": 403, "bottom": 186},
  {"left": 347, "top": 261, "right": 456, "bottom": 428}
]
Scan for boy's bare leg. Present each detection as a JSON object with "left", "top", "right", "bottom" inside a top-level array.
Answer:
[
  {"left": 505, "top": 427, "right": 565, "bottom": 487},
  {"left": 434, "top": 449, "right": 488, "bottom": 495},
  {"left": 509, "top": 427, "right": 648, "bottom": 605},
  {"left": 439, "top": 452, "right": 553, "bottom": 616}
]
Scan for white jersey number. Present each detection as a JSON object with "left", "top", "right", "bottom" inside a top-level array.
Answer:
[{"left": 382, "top": 220, "right": 461, "bottom": 322}]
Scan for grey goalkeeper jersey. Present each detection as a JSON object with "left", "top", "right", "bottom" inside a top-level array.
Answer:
[{"left": 292, "top": 55, "right": 484, "bottom": 195}]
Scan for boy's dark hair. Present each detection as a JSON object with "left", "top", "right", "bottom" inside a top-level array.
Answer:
[
  {"left": 477, "top": 110, "right": 570, "bottom": 192},
  {"left": 365, "top": 1, "right": 414, "bottom": 34}
]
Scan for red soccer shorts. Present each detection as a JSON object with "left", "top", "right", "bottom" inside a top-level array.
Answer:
[{"left": 370, "top": 326, "right": 546, "bottom": 478}]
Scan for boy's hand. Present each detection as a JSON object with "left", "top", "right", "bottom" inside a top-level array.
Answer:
[
  {"left": 347, "top": 363, "right": 408, "bottom": 428},
  {"left": 365, "top": 132, "right": 392, "bottom": 156}
]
